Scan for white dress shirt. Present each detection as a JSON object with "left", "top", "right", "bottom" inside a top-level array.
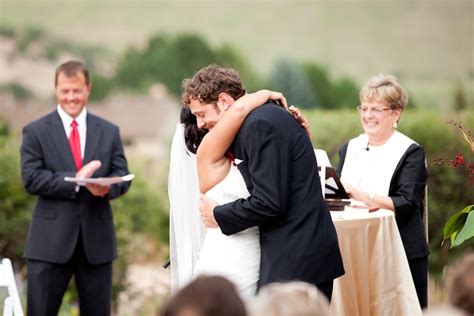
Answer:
[{"left": 57, "top": 105, "right": 87, "bottom": 160}]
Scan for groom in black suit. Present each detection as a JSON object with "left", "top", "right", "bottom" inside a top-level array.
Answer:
[
  {"left": 20, "top": 60, "right": 131, "bottom": 315},
  {"left": 183, "top": 65, "right": 344, "bottom": 300}
]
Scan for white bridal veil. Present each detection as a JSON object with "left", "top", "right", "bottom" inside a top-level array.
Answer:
[{"left": 168, "top": 123, "right": 205, "bottom": 292}]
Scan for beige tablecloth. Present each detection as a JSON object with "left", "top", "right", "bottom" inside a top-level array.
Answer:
[{"left": 330, "top": 209, "right": 422, "bottom": 316}]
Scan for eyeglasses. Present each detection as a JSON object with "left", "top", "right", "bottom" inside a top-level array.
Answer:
[{"left": 357, "top": 106, "right": 393, "bottom": 115}]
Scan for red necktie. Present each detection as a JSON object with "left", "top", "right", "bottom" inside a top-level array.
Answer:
[{"left": 69, "top": 120, "right": 82, "bottom": 170}]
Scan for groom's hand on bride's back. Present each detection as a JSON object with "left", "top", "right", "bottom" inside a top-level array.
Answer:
[{"left": 199, "top": 194, "right": 219, "bottom": 228}]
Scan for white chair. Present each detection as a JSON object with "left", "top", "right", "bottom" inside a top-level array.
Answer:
[
  {"left": 0, "top": 258, "right": 23, "bottom": 316},
  {"left": 314, "top": 149, "right": 332, "bottom": 198}
]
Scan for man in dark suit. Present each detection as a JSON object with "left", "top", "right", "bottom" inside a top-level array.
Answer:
[
  {"left": 183, "top": 65, "right": 344, "bottom": 300},
  {"left": 20, "top": 60, "right": 131, "bottom": 315}
]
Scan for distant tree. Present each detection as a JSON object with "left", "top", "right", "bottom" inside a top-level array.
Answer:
[
  {"left": 154, "top": 34, "right": 219, "bottom": 95},
  {"left": 453, "top": 84, "right": 469, "bottom": 112},
  {"left": 216, "top": 44, "right": 265, "bottom": 92},
  {"left": 0, "top": 120, "right": 9, "bottom": 136},
  {"left": 332, "top": 77, "right": 360, "bottom": 109},
  {"left": 303, "top": 62, "right": 360, "bottom": 109},
  {"left": 0, "top": 25, "right": 15, "bottom": 38},
  {"left": 303, "top": 63, "right": 333, "bottom": 108},
  {"left": 268, "top": 58, "right": 317, "bottom": 108},
  {"left": 114, "top": 33, "right": 262, "bottom": 96},
  {"left": 113, "top": 46, "right": 146, "bottom": 92},
  {"left": 89, "top": 73, "right": 113, "bottom": 102},
  {"left": 0, "top": 83, "right": 34, "bottom": 101}
]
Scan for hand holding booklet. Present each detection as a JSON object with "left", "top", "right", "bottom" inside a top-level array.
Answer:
[{"left": 64, "top": 174, "right": 135, "bottom": 186}]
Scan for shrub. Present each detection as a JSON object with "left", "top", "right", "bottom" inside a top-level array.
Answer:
[
  {"left": 0, "top": 83, "right": 34, "bottom": 101},
  {"left": 268, "top": 58, "right": 317, "bottom": 108},
  {"left": 0, "top": 120, "right": 34, "bottom": 265},
  {"left": 114, "top": 33, "right": 263, "bottom": 97}
]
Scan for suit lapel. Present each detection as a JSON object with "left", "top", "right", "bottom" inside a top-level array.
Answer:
[
  {"left": 48, "top": 111, "right": 76, "bottom": 171},
  {"left": 83, "top": 114, "right": 102, "bottom": 164}
]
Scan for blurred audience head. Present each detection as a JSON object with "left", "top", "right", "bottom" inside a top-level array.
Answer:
[
  {"left": 161, "top": 275, "right": 246, "bottom": 316},
  {"left": 360, "top": 73, "right": 408, "bottom": 112},
  {"left": 422, "top": 303, "right": 465, "bottom": 316},
  {"left": 251, "top": 281, "right": 330, "bottom": 316},
  {"left": 444, "top": 252, "right": 474, "bottom": 314}
]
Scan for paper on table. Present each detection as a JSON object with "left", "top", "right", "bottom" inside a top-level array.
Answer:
[{"left": 64, "top": 174, "right": 135, "bottom": 186}]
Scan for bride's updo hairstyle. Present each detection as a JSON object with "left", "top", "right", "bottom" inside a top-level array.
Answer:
[{"left": 180, "top": 107, "right": 207, "bottom": 154}]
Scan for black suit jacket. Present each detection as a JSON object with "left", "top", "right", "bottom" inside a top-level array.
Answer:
[
  {"left": 214, "top": 103, "right": 344, "bottom": 287},
  {"left": 337, "top": 142, "right": 429, "bottom": 259},
  {"left": 20, "top": 110, "right": 130, "bottom": 265}
]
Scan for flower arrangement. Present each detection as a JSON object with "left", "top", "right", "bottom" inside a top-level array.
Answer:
[{"left": 433, "top": 121, "right": 473, "bottom": 247}]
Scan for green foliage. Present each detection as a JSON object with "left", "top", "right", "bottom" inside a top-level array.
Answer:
[
  {"left": 0, "top": 121, "right": 34, "bottom": 263},
  {"left": 331, "top": 78, "right": 360, "bottom": 108},
  {"left": 444, "top": 205, "right": 474, "bottom": 247},
  {"left": 0, "top": 24, "right": 15, "bottom": 38},
  {"left": 0, "top": 83, "right": 34, "bottom": 101},
  {"left": 452, "top": 84, "right": 470, "bottom": 111},
  {"left": 301, "top": 62, "right": 360, "bottom": 109},
  {"left": 42, "top": 39, "right": 107, "bottom": 68},
  {"left": 114, "top": 33, "right": 263, "bottom": 96},
  {"left": 112, "top": 172, "right": 169, "bottom": 244},
  {"left": 215, "top": 44, "right": 265, "bottom": 92},
  {"left": 1, "top": 25, "right": 106, "bottom": 74},
  {"left": 109, "top": 167, "right": 169, "bottom": 308},
  {"left": 268, "top": 58, "right": 317, "bottom": 108},
  {"left": 0, "top": 120, "right": 10, "bottom": 136},
  {"left": 303, "top": 64, "right": 333, "bottom": 108},
  {"left": 16, "top": 26, "right": 45, "bottom": 52},
  {"left": 89, "top": 73, "right": 113, "bottom": 102}
]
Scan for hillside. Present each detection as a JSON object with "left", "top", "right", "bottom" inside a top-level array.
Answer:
[{"left": 0, "top": 0, "right": 473, "bottom": 108}]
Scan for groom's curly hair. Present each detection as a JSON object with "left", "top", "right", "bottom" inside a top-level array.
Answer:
[{"left": 181, "top": 64, "right": 246, "bottom": 106}]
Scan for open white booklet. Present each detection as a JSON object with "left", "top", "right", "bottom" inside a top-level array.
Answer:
[{"left": 64, "top": 174, "right": 135, "bottom": 186}]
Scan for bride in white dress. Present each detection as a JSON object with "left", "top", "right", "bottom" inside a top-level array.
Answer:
[
  {"left": 193, "top": 164, "right": 259, "bottom": 298},
  {"left": 169, "top": 90, "right": 288, "bottom": 299}
]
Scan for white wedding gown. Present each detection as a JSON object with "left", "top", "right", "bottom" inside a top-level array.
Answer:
[{"left": 193, "top": 164, "right": 261, "bottom": 300}]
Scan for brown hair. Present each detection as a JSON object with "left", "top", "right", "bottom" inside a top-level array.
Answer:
[
  {"left": 161, "top": 275, "right": 246, "bottom": 316},
  {"left": 251, "top": 281, "right": 330, "bottom": 316},
  {"left": 55, "top": 60, "right": 91, "bottom": 87},
  {"left": 359, "top": 74, "right": 408, "bottom": 111},
  {"left": 181, "top": 64, "right": 245, "bottom": 106}
]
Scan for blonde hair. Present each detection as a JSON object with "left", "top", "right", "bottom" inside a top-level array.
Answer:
[
  {"left": 251, "top": 281, "right": 330, "bottom": 316},
  {"left": 360, "top": 74, "right": 408, "bottom": 111}
]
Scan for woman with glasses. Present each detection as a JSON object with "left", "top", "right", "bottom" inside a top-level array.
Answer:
[{"left": 336, "top": 74, "right": 429, "bottom": 308}]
